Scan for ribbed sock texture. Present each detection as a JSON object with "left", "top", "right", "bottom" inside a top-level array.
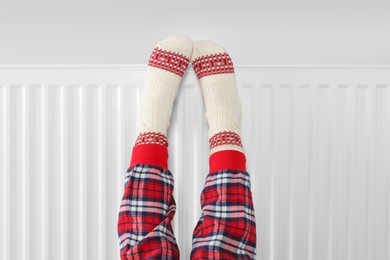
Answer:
[
  {"left": 191, "top": 40, "right": 245, "bottom": 156},
  {"left": 136, "top": 35, "right": 193, "bottom": 137},
  {"left": 130, "top": 35, "right": 193, "bottom": 169}
]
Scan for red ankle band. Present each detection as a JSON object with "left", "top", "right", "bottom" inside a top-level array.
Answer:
[
  {"left": 130, "top": 144, "right": 168, "bottom": 169},
  {"left": 209, "top": 149, "right": 246, "bottom": 173}
]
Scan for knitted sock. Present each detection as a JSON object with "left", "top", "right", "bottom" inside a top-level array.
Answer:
[
  {"left": 191, "top": 40, "right": 245, "bottom": 159},
  {"left": 190, "top": 41, "right": 256, "bottom": 260},
  {"left": 130, "top": 35, "right": 193, "bottom": 169},
  {"left": 118, "top": 35, "right": 193, "bottom": 259}
]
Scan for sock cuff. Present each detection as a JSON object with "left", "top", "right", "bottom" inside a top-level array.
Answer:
[
  {"left": 210, "top": 143, "right": 246, "bottom": 156},
  {"left": 209, "top": 130, "right": 243, "bottom": 149},
  {"left": 209, "top": 130, "right": 246, "bottom": 156}
]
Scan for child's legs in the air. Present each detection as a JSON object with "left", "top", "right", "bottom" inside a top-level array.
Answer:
[
  {"left": 117, "top": 35, "right": 193, "bottom": 260},
  {"left": 190, "top": 149, "right": 257, "bottom": 259},
  {"left": 117, "top": 138, "right": 179, "bottom": 259},
  {"left": 189, "top": 40, "right": 257, "bottom": 259}
]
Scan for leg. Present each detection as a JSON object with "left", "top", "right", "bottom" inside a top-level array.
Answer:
[
  {"left": 117, "top": 35, "right": 193, "bottom": 260},
  {"left": 118, "top": 139, "right": 179, "bottom": 260},
  {"left": 190, "top": 41, "right": 257, "bottom": 259}
]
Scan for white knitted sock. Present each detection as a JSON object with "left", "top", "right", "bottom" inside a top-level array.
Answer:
[
  {"left": 191, "top": 40, "right": 245, "bottom": 155},
  {"left": 135, "top": 35, "right": 193, "bottom": 145}
]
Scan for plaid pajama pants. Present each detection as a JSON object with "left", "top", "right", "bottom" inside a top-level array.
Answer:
[{"left": 117, "top": 140, "right": 257, "bottom": 259}]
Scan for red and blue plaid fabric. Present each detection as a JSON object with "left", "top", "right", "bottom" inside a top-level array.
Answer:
[
  {"left": 117, "top": 139, "right": 257, "bottom": 259},
  {"left": 117, "top": 163, "right": 180, "bottom": 259},
  {"left": 190, "top": 168, "right": 257, "bottom": 259}
]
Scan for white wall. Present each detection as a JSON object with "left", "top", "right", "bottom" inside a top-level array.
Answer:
[{"left": 1, "top": 0, "right": 390, "bottom": 65}]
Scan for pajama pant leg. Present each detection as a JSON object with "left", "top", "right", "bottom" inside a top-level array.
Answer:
[
  {"left": 117, "top": 143, "right": 180, "bottom": 259},
  {"left": 117, "top": 140, "right": 257, "bottom": 259},
  {"left": 190, "top": 150, "right": 257, "bottom": 259}
]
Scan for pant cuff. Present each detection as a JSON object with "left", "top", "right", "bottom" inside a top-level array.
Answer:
[
  {"left": 209, "top": 149, "right": 246, "bottom": 172},
  {"left": 129, "top": 144, "right": 168, "bottom": 169}
]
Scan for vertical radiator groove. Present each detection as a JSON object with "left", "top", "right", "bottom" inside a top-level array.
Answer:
[
  {"left": 40, "top": 85, "right": 49, "bottom": 260},
  {"left": 98, "top": 85, "right": 107, "bottom": 260},
  {"left": 59, "top": 85, "right": 67, "bottom": 260},
  {"left": 79, "top": 86, "right": 87, "bottom": 260},
  {"left": 22, "top": 85, "right": 30, "bottom": 260}
]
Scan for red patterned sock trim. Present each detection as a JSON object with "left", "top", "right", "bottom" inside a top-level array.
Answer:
[
  {"left": 148, "top": 47, "right": 190, "bottom": 77},
  {"left": 192, "top": 52, "right": 235, "bottom": 79},
  {"left": 135, "top": 131, "right": 169, "bottom": 147},
  {"left": 209, "top": 131, "right": 243, "bottom": 149}
]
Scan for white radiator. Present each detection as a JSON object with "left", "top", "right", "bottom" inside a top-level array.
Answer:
[{"left": 1, "top": 65, "right": 390, "bottom": 260}]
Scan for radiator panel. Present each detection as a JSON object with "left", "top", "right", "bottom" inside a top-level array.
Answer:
[{"left": 1, "top": 66, "right": 390, "bottom": 260}]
